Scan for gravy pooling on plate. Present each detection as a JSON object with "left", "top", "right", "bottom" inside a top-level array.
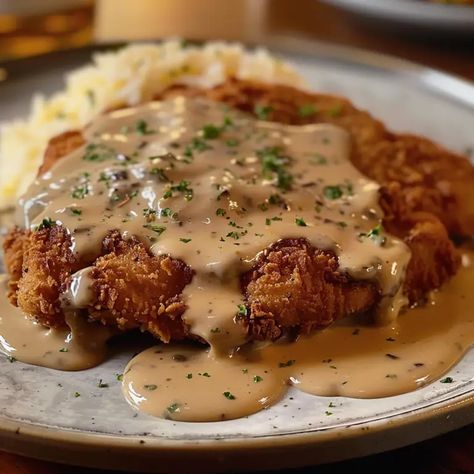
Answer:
[{"left": 0, "top": 96, "right": 472, "bottom": 421}]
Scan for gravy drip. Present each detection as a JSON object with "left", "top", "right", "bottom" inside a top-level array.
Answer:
[
  {"left": 123, "top": 252, "right": 474, "bottom": 422},
  {"left": 0, "top": 276, "right": 111, "bottom": 370},
  {"left": 17, "top": 97, "right": 409, "bottom": 353}
]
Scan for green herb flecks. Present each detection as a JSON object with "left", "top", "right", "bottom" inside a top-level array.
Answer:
[
  {"left": 202, "top": 124, "right": 222, "bottom": 139},
  {"left": 167, "top": 403, "right": 180, "bottom": 413},
  {"left": 163, "top": 180, "right": 194, "bottom": 201},
  {"left": 254, "top": 104, "right": 273, "bottom": 120},
  {"left": 323, "top": 185, "right": 343, "bottom": 200},
  {"left": 34, "top": 218, "right": 56, "bottom": 231},
  {"left": 298, "top": 104, "right": 316, "bottom": 118},
  {"left": 83, "top": 143, "right": 116, "bottom": 162},
  {"left": 440, "top": 377, "right": 454, "bottom": 383},
  {"left": 143, "top": 224, "right": 166, "bottom": 236},
  {"left": 135, "top": 119, "right": 155, "bottom": 135},
  {"left": 257, "top": 146, "right": 293, "bottom": 191}
]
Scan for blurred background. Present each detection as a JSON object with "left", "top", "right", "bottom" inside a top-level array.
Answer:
[{"left": 0, "top": 0, "right": 472, "bottom": 80}]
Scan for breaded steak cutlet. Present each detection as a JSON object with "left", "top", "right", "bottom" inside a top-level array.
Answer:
[{"left": 3, "top": 79, "right": 469, "bottom": 342}]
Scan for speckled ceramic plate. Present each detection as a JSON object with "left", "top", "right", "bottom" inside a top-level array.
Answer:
[
  {"left": 0, "top": 38, "right": 473, "bottom": 473},
  {"left": 321, "top": 0, "right": 474, "bottom": 36}
]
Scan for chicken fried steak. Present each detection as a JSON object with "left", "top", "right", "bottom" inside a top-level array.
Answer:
[{"left": 3, "top": 80, "right": 470, "bottom": 345}]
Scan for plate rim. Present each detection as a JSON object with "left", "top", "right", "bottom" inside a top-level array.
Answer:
[
  {"left": 0, "top": 38, "right": 473, "bottom": 470},
  {"left": 320, "top": 0, "right": 474, "bottom": 29},
  {"left": 1, "top": 392, "right": 472, "bottom": 472}
]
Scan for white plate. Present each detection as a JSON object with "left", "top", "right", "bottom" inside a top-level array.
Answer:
[
  {"left": 321, "top": 0, "right": 474, "bottom": 35},
  {"left": 0, "top": 38, "right": 473, "bottom": 473}
]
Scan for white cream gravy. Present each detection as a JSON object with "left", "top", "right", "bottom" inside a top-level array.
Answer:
[
  {"left": 123, "top": 252, "right": 474, "bottom": 421},
  {"left": 0, "top": 96, "right": 470, "bottom": 422},
  {"left": 0, "top": 276, "right": 111, "bottom": 370}
]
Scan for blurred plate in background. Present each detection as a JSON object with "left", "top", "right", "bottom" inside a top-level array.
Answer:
[{"left": 321, "top": 0, "right": 474, "bottom": 36}]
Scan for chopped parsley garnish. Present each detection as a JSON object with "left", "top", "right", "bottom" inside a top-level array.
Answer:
[
  {"left": 74, "top": 392, "right": 81, "bottom": 398},
  {"left": 325, "top": 411, "right": 333, "bottom": 416},
  {"left": 7, "top": 355, "right": 16, "bottom": 363},
  {"left": 116, "top": 374, "right": 124, "bottom": 382},
  {"left": 257, "top": 146, "right": 293, "bottom": 191},
  {"left": 226, "top": 231, "right": 240, "bottom": 239},
  {"left": 72, "top": 184, "right": 89, "bottom": 199},
  {"left": 253, "top": 375, "right": 263, "bottom": 383},
  {"left": 359, "top": 224, "right": 386, "bottom": 246},
  {"left": 385, "top": 353, "right": 399, "bottom": 360},
  {"left": 59, "top": 348, "right": 68, "bottom": 353},
  {"left": 295, "top": 217, "right": 307, "bottom": 227},
  {"left": 440, "top": 377, "right": 453, "bottom": 383},
  {"left": 298, "top": 104, "right": 316, "bottom": 118},
  {"left": 385, "top": 374, "right": 397, "bottom": 379},
  {"left": 144, "top": 384, "right": 158, "bottom": 391},
  {"left": 279, "top": 360, "right": 296, "bottom": 368},
  {"left": 83, "top": 143, "right": 115, "bottom": 162},
  {"left": 210, "top": 327, "right": 221, "bottom": 333},
  {"left": 143, "top": 224, "right": 166, "bottom": 236},
  {"left": 216, "top": 208, "right": 226, "bottom": 216},
  {"left": 135, "top": 119, "right": 155, "bottom": 135},
  {"left": 236, "top": 304, "right": 248, "bottom": 317},
  {"left": 254, "top": 104, "right": 273, "bottom": 120},
  {"left": 268, "top": 193, "right": 284, "bottom": 205},
  {"left": 184, "top": 137, "right": 212, "bottom": 157},
  {"left": 223, "top": 391, "right": 236, "bottom": 400},
  {"left": 167, "top": 403, "right": 180, "bottom": 413},
  {"left": 202, "top": 124, "right": 222, "bottom": 139},
  {"left": 34, "top": 218, "right": 56, "bottom": 231},
  {"left": 70, "top": 208, "right": 82, "bottom": 216},
  {"left": 242, "top": 369, "right": 248, "bottom": 374},
  {"left": 328, "top": 402, "right": 336, "bottom": 408},
  {"left": 186, "top": 373, "right": 193, "bottom": 379},
  {"left": 160, "top": 207, "right": 175, "bottom": 218},
  {"left": 323, "top": 185, "right": 343, "bottom": 200},
  {"left": 150, "top": 167, "right": 170, "bottom": 182},
  {"left": 163, "top": 180, "right": 194, "bottom": 201},
  {"left": 180, "top": 238, "right": 192, "bottom": 243},
  {"left": 361, "top": 224, "right": 383, "bottom": 239},
  {"left": 265, "top": 216, "right": 282, "bottom": 226},
  {"left": 98, "top": 379, "right": 109, "bottom": 388}
]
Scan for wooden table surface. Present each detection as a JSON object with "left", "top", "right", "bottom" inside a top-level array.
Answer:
[{"left": 1, "top": 1, "right": 473, "bottom": 473}]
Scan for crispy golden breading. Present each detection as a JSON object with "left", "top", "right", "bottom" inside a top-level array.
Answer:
[
  {"left": 89, "top": 231, "right": 193, "bottom": 342},
  {"left": 40, "top": 130, "right": 84, "bottom": 176},
  {"left": 12, "top": 226, "right": 78, "bottom": 328},
  {"left": 2, "top": 227, "right": 27, "bottom": 305},
  {"left": 3, "top": 79, "right": 470, "bottom": 342},
  {"left": 241, "top": 239, "right": 379, "bottom": 341}
]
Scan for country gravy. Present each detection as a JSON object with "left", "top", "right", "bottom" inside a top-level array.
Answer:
[{"left": 1, "top": 97, "right": 472, "bottom": 421}]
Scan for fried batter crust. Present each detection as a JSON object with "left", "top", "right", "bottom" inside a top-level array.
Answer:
[
  {"left": 3, "top": 79, "right": 469, "bottom": 341},
  {"left": 89, "top": 231, "right": 193, "bottom": 342}
]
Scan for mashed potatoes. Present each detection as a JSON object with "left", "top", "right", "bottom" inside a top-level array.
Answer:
[{"left": 0, "top": 40, "right": 304, "bottom": 209}]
